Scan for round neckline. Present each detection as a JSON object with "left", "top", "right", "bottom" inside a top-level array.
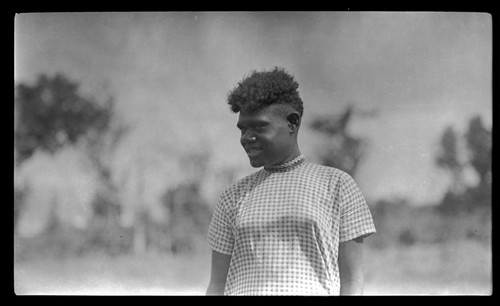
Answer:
[{"left": 263, "top": 154, "right": 306, "bottom": 173}]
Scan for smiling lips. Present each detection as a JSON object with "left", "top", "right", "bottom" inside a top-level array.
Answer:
[{"left": 245, "top": 147, "right": 262, "bottom": 157}]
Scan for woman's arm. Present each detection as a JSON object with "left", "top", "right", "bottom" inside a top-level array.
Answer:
[
  {"left": 206, "top": 250, "right": 232, "bottom": 295},
  {"left": 338, "top": 236, "right": 365, "bottom": 295}
]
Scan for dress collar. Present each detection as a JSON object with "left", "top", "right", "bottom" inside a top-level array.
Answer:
[{"left": 264, "top": 154, "right": 306, "bottom": 173}]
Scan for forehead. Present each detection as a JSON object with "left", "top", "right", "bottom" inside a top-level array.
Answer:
[{"left": 237, "top": 104, "right": 287, "bottom": 125}]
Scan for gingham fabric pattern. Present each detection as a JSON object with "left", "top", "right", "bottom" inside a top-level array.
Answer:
[{"left": 207, "top": 156, "right": 376, "bottom": 295}]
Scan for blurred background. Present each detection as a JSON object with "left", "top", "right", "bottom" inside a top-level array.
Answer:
[{"left": 14, "top": 12, "right": 491, "bottom": 295}]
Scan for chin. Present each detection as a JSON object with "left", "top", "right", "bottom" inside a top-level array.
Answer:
[
  {"left": 249, "top": 158, "right": 265, "bottom": 168},
  {"left": 249, "top": 161, "right": 264, "bottom": 168}
]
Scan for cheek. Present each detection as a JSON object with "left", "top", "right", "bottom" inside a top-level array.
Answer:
[{"left": 266, "top": 130, "right": 292, "bottom": 151}]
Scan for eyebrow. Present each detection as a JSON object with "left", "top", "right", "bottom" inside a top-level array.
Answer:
[{"left": 237, "top": 119, "right": 269, "bottom": 130}]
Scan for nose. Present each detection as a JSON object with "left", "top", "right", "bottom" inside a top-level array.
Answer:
[{"left": 241, "top": 131, "right": 256, "bottom": 145}]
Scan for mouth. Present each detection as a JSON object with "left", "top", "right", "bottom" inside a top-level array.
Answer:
[{"left": 245, "top": 147, "right": 263, "bottom": 157}]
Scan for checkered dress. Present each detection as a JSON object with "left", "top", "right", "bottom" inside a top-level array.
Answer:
[{"left": 207, "top": 155, "right": 376, "bottom": 295}]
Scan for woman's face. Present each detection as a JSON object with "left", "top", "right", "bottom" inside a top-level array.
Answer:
[{"left": 237, "top": 104, "right": 298, "bottom": 168}]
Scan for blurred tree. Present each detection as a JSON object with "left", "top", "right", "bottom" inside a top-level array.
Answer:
[
  {"left": 15, "top": 73, "right": 129, "bottom": 255},
  {"left": 398, "top": 228, "right": 416, "bottom": 246},
  {"left": 465, "top": 116, "right": 491, "bottom": 187},
  {"left": 310, "top": 105, "right": 367, "bottom": 176},
  {"left": 435, "top": 116, "right": 491, "bottom": 214},
  {"left": 84, "top": 111, "right": 130, "bottom": 255},
  {"left": 15, "top": 73, "right": 113, "bottom": 165},
  {"left": 160, "top": 151, "right": 213, "bottom": 254},
  {"left": 13, "top": 186, "right": 27, "bottom": 235},
  {"left": 435, "top": 126, "right": 464, "bottom": 195},
  {"left": 161, "top": 182, "right": 212, "bottom": 254},
  {"left": 463, "top": 116, "right": 492, "bottom": 210}
]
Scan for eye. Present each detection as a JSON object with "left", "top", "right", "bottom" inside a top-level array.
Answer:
[
  {"left": 254, "top": 124, "right": 267, "bottom": 132},
  {"left": 237, "top": 122, "right": 267, "bottom": 134}
]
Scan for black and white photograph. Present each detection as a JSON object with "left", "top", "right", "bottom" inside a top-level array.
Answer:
[{"left": 14, "top": 11, "right": 492, "bottom": 295}]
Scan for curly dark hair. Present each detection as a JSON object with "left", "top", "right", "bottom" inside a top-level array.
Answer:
[{"left": 227, "top": 67, "right": 304, "bottom": 116}]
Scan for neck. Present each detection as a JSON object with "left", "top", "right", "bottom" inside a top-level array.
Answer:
[
  {"left": 265, "top": 145, "right": 302, "bottom": 167},
  {"left": 281, "top": 147, "right": 301, "bottom": 164},
  {"left": 269, "top": 142, "right": 301, "bottom": 166},
  {"left": 264, "top": 152, "right": 305, "bottom": 173}
]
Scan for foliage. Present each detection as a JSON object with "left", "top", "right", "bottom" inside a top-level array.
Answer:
[
  {"left": 84, "top": 115, "right": 129, "bottom": 255},
  {"left": 368, "top": 198, "right": 491, "bottom": 250},
  {"left": 465, "top": 116, "right": 491, "bottom": 185},
  {"left": 435, "top": 126, "right": 464, "bottom": 194},
  {"left": 436, "top": 126, "right": 461, "bottom": 170},
  {"left": 13, "top": 186, "right": 26, "bottom": 233},
  {"left": 14, "top": 73, "right": 134, "bottom": 257},
  {"left": 15, "top": 73, "right": 113, "bottom": 165},
  {"left": 310, "top": 106, "right": 366, "bottom": 176},
  {"left": 435, "top": 115, "right": 491, "bottom": 213},
  {"left": 85, "top": 190, "right": 130, "bottom": 256},
  {"left": 161, "top": 182, "right": 212, "bottom": 254}
]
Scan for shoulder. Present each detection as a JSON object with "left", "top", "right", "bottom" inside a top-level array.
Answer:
[
  {"left": 302, "top": 161, "right": 354, "bottom": 184},
  {"left": 301, "top": 161, "right": 363, "bottom": 199},
  {"left": 219, "top": 169, "right": 264, "bottom": 199}
]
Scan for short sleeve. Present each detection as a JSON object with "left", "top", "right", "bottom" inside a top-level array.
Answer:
[
  {"left": 338, "top": 172, "right": 376, "bottom": 242},
  {"left": 206, "top": 187, "right": 235, "bottom": 255}
]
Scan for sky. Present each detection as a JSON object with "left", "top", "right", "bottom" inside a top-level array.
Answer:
[{"left": 14, "top": 12, "right": 492, "bottom": 205}]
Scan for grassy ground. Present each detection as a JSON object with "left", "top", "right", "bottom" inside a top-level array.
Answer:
[
  {"left": 14, "top": 239, "right": 491, "bottom": 296},
  {"left": 363, "top": 240, "right": 492, "bottom": 295},
  {"left": 14, "top": 250, "right": 212, "bottom": 295}
]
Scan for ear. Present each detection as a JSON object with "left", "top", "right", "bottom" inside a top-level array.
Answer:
[{"left": 286, "top": 113, "right": 301, "bottom": 133}]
